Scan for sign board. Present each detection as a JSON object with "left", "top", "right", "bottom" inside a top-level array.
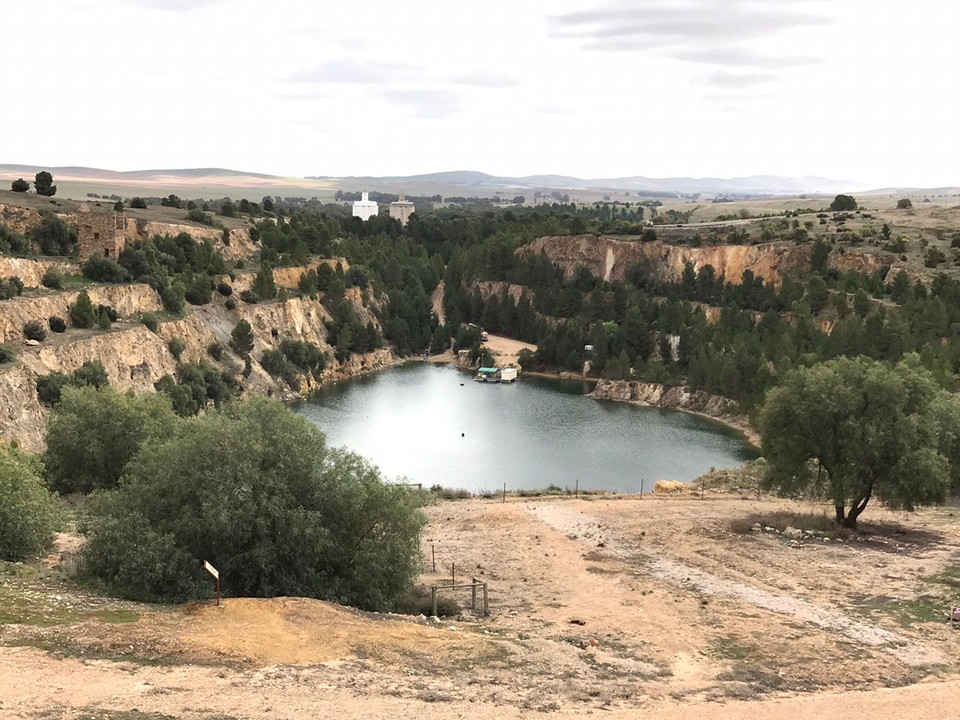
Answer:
[{"left": 203, "top": 560, "right": 220, "bottom": 580}]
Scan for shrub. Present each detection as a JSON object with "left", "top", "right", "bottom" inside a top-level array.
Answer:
[
  {"left": 186, "top": 208, "right": 214, "bottom": 226},
  {"left": 0, "top": 345, "right": 15, "bottom": 364},
  {"left": 69, "top": 290, "right": 97, "bottom": 328},
  {"left": 97, "top": 308, "right": 112, "bottom": 330},
  {"left": 23, "top": 320, "right": 46, "bottom": 342},
  {"left": 41, "top": 268, "right": 64, "bottom": 289},
  {"left": 48, "top": 316, "right": 67, "bottom": 333},
  {"left": 168, "top": 338, "right": 187, "bottom": 361},
  {"left": 217, "top": 281, "right": 233, "bottom": 297},
  {"left": 897, "top": 198, "right": 913, "bottom": 209},
  {"left": 81, "top": 399, "right": 427, "bottom": 609},
  {"left": 0, "top": 277, "right": 24, "bottom": 300},
  {"left": 279, "top": 339, "right": 327, "bottom": 378},
  {"left": 10, "top": 178, "right": 29, "bottom": 193},
  {"left": 260, "top": 349, "right": 300, "bottom": 388},
  {"left": 142, "top": 313, "right": 160, "bottom": 333},
  {"left": 30, "top": 211, "right": 76, "bottom": 255},
  {"left": 224, "top": 297, "right": 237, "bottom": 311},
  {"left": 83, "top": 254, "right": 129, "bottom": 283},
  {"left": 240, "top": 289, "right": 259, "bottom": 304},
  {"left": 0, "top": 226, "right": 29, "bottom": 254},
  {"left": 45, "top": 386, "right": 179, "bottom": 495},
  {"left": 0, "top": 447, "right": 64, "bottom": 561},
  {"left": 130, "top": 197, "right": 147, "bottom": 209},
  {"left": 207, "top": 342, "right": 224, "bottom": 361}
]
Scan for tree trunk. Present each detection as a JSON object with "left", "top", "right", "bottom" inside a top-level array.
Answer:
[
  {"left": 835, "top": 505, "right": 846, "bottom": 525},
  {"left": 843, "top": 485, "right": 874, "bottom": 530}
]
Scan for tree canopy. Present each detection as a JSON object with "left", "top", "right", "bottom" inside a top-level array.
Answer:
[
  {"left": 10, "top": 178, "right": 29, "bottom": 193},
  {"left": 45, "top": 386, "right": 179, "bottom": 494},
  {"left": 829, "top": 194, "right": 857, "bottom": 211},
  {"left": 81, "top": 398, "right": 426, "bottom": 609},
  {"left": 758, "top": 355, "right": 959, "bottom": 528},
  {"left": 0, "top": 447, "right": 64, "bottom": 561},
  {"left": 34, "top": 171, "right": 56, "bottom": 197}
]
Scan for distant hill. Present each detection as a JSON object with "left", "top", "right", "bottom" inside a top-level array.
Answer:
[
  {"left": 319, "top": 170, "right": 859, "bottom": 196},
  {"left": 0, "top": 164, "right": 879, "bottom": 199}
]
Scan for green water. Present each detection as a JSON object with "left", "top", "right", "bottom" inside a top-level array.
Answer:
[{"left": 296, "top": 363, "right": 758, "bottom": 494}]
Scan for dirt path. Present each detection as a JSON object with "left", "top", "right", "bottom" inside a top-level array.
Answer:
[
  {"left": 430, "top": 280, "right": 445, "bottom": 324},
  {"left": 524, "top": 502, "right": 941, "bottom": 667},
  {"left": 5, "top": 493, "right": 960, "bottom": 718}
]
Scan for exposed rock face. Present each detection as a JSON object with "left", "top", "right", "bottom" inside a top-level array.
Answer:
[
  {"left": 0, "top": 257, "right": 79, "bottom": 288},
  {"left": 522, "top": 235, "right": 894, "bottom": 287},
  {"left": 0, "top": 203, "right": 43, "bottom": 235},
  {"left": 588, "top": 378, "right": 757, "bottom": 444},
  {"left": 0, "top": 284, "right": 163, "bottom": 344},
  {"left": 125, "top": 219, "right": 255, "bottom": 262}
]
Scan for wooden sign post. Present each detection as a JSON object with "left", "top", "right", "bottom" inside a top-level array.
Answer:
[{"left": 203, "top": 560, "right": 221, "bottom": 606}]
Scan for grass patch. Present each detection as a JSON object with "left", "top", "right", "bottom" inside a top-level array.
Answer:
[
  {"left": 708, "top": 635, "right": 752, "bottom": 660},
  {"left": 427, "top": 485, "right": 472, "bottom": 501},
  {"left": 68, "top": 709, "right": 242, "bottom": 720},
  {"left": 730, "top": 511, "right": 850, "bottom": 537}
]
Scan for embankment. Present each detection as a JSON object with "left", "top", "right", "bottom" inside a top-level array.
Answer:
[{"left": 588, "top": 378, "right": 759, "bottom": 446}]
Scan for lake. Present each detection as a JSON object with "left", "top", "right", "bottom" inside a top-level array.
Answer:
[{"left": 296, "top": 363, "right": 758, "bottom": 494}]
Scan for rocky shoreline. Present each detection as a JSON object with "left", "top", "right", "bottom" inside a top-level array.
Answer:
[{"left": 587, "top": 378, "right": 759, "bottom": 447}]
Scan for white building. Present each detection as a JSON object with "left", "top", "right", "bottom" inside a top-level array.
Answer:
[{"left": 352, "top": 192, "right": 378, "bottom": 221}]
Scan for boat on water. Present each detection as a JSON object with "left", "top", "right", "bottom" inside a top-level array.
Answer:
[{"left": 475, "top": 366, "right": 518, "bottom": 383}]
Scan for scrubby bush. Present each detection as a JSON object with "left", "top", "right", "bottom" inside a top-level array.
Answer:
[
  {"left": 224, "top": 297, "right": 237, "bottom": 311},
  {"left": 142, "top": 313, "right": 160, "bottom": 333},
  {"left": 0, "top": 447, "right": 64, "bottom": 561},
  {"left": 48, "top": 315, "right": 66, "bottom": 333},
  {"left": 30, "top": 211, "right": 77, "bottom": 255},
  {"left": 186, "top": 208, "right": 215, "bottom": 226},
  {"left": 45, "top": 386, "right": 179, "bottom": 495},
  {"left": 0, "top": 345, "right": 15, "bottom": 364},
  {"left": 240, "top": 289, "right": 259, "bottom": 304},
  {"left": 81, "top": 399, "right": 427, "bottom": 608},
  {"left": 10, "top": 178, "right": 29, "bottom": 193},
  {"left": 83, "top": 253, "right": 129, "bottom": 283},
  {"left": 217, "top": 281, "right": 233, "bottom": 297},
  {"left": 260, "top": 349, "right": 300, "bottom": 388},
  {"left": 168, "top": 338, "right": 187, "bottom": 361},
  {"left": 279, "top": 339, "right": 327, "bottom": 378},
  {"left": 130, "top": 197, "right": 147, "bottom": 209},
  {"left": 36, "top": 361, "right": 109, "bottom": 406},
  {"left": 23, "top": 320, "right": 46, "bottom": 342},
  {"left": 154, "top": 361, "right": 235, "bottom": 417},
  {"left": 41, "top": 268, "right": 64, "bottom": 289},
  {"left": 0, "top": 226, "right": 29, "bottom": 254},
  {"left": 207, "top": 342, "right": 224, "bottom": 361},
  {"left": 0, "top": 277, "right": 24, "bottom": 300}
]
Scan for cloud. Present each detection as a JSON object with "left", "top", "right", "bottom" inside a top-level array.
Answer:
[
  {"left": 377, "top": 88, "right": 462, "bottom": 119},
  {"left": 547, "top": 0, "right": 832, "bottom": 71},
  {"left": 124, "top": 0, "right": 223, "bottom": 9},
  {"left": 288, "top": 59, "right": 422, "bottom": 86},
  {"left": 695, "top": 70, "right": 779, "bottom": 89},
  {"left": 449, "top": 72, "right": 519, "bottom": 89}
]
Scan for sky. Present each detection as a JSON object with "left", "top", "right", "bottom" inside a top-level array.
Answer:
[{"left": 3, "top": 0, "right": 957, "bottom": 187}]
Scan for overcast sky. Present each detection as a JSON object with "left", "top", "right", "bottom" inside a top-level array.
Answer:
[{"left": 4, "top": 1, "right": 956, "bottom": 187}]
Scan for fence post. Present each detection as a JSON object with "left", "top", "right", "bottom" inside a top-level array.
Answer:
[
  {"left": 471, "top": 578, "right": 477, "bottom": 611},
  {"left": 482, "top": 582, "right": 489, "bottom": 615},
  {"left": 431, "top": 585, "right": 437, "bottom": 617}
]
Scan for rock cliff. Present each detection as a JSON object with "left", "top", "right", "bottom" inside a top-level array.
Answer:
[
  {"left": 522, "top": 235, "right": 894, "bottom": 287},
  {"left": 588, "top": 378, "right": 757, "bottom": 445},
  {"left": 0, "top": 257, "right": 78, "bottom": 288}
]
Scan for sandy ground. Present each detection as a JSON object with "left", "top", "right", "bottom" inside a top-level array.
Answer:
[
  {"left": 5, "top": 490, "right": 960, "bottom": 718},
  {"left": 483, "top": 333, "right": 536, "bottom": 367}
]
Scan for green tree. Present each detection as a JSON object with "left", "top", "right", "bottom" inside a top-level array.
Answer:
[
  {"left": 253, "top": 263, "right": 277, "bottom": 300},
  {"left": 81, "top": 399, "right": 426, "bottom": 609},
  {"left": 34, "top": 171, "right": 56, "bottom": 197},
  {"left": 69, "top": 290, "right": 97, "bottom": 328},
  {"left": 230, "top": 319, "right": 255, "bottom": 356},
  {"left": 130, "top": 197, "right": 147, "bottom": 209},
  {"left": 897, "top": 198, "right": 913, "bottom": 209},
  {"left": 758, "top": 356, "right": 957, "bottom": 528},
  {"left": 829, "top": 194, "right": 857, "bottom": 211},
  {"left": 30, "top": 212, "right": 76, "bottom": 256},
  {"left": 0, "top": 447, "right": 64, "bottom": 561},
  {"left": 45, "top": 386, "right": 179, "bottom": 494},
  {"left": 10, "top": 178, "right": 29, "bottom": 193}
]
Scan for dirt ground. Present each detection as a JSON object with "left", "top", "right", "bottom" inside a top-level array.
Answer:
[{"left": 5, "top": 488, "right": 960, "bottom": 719}]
